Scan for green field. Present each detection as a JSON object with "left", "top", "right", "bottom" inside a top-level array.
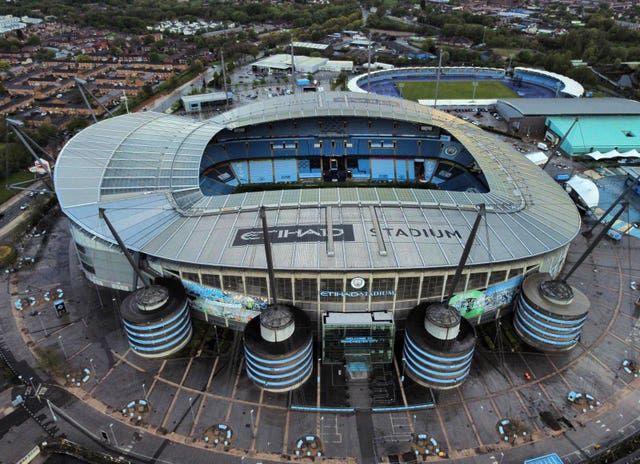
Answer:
[{"left": 398, "top": 80, "right": 519, "bottom": 101}]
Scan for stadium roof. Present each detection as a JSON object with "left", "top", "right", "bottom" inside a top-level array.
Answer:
[
  {"left": 54, "top": 92, "right": 580, "bottom": 272},
  {"left": 513, "top": 67, "right": 584, "bottom": 98},
  {"left": 497, "top": 97, "right": 640, "bottom": 118}
]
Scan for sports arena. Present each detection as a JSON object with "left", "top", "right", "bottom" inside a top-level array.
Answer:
[
  {"left": 54, "top": 91, "right": 580, "bottom": 360},
  {"left": 347, "top": 66, "right": 584, "bottom": 100}
]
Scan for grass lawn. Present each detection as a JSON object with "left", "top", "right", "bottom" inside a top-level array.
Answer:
[
  {"left": 0, "top": 170, "right": 38, "bottom": 205},
  {"left": 398, "top": 80, "right": 519, "bottom": 101}
]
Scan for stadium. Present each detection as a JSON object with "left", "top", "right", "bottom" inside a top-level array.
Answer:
[
  {"left": 347, "top": 66, "right": 584, "bottom": 101},
  {"left": 54, "top": 91, "right": 580, "bottom": 370}
]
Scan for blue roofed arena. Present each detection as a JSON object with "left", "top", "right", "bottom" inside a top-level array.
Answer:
[{"left": 54, "top": 91, "right": 580, "bottom": 370}]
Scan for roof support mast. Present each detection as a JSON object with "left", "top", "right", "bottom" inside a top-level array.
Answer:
[
  {"left": 75, "top": 77, "right": 114, "bottom": 123},
  {"left": 259, "top": 206, "right": 278, "bottom": 305},
  {"left": 445, "top": 203, "right": 486, "bottom": 303},
  {"left": 99, "top": 208, "right": 150, "bottom": 289},
  {"left": 563, "top": 202, "right": 628, "bottom": 283},
  {"left": 542, "top": 117, "right": 578, "bottom": 170},
  {"left": 6, "top": 118, "right": 55, "bottom": 191}
]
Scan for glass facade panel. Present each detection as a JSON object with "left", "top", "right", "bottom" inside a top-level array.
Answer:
[
  {"left": 202, "top": 273, "right": 221, "bottom": 288},
  {"left": 295, "top": 278, "right": 317, "bottom": 302},
  {"left": 322, "top": 323, "right": 395, "bottom": 364},
  {"left": 371, "top": 278, "right": 395, "bottom": 301},
  {"left": 183, "top": 272, "right": 200, "bottom": 283},
  {"left": 245, "top": 276, "right": 268, "bottom": 298},
  {"left": 223, "top": 275, "right": 244, "bottom": 293},
  {"left": 468, "top": 272, "right": 487, "bottom": 290},
  {"left": 320, "top": 278, "right": 344, "bottom": 302},
  {"left": 421, "top": 275, "right": 444, "bottom": 300},
  {"left": 396, "top": 277, "right": 420, "bottom": 301},
  {"left": 453, "top": 273, "right": 467, "bottom": 293},
  {"left": 509, "top": 268, "right": 524, "bottom": 279},
  {"left": 276, "top": 278, "right": 293, "bottom": 301},
  {"left": 488, "top": 269, "right": 507, "bottom": 285}
]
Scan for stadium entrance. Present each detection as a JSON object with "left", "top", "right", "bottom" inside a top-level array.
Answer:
[{"left": 321, "top": 312, "right": 395, "bottom": 378}]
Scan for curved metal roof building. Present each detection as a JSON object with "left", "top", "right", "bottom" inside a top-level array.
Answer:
[{"left": 54, "top": 92, "right": 580, "bottom": 325}]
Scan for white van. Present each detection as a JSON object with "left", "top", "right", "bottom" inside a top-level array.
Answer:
[{"left": 537, "top": 142, "right": 549, "bottom": 151}]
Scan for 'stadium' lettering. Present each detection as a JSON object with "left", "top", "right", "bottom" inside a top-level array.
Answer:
[{"left": 369, "top": 227, "right": 462, "bottom": 239}]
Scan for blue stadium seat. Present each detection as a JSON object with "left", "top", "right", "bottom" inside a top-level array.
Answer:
[
  {"left": 249, "top": 160, "right": 274, "bottom": 183},
  {"left": 232, "top": 161, "right": 249, "bottom": 184},
  {"left": 274, "top": 159, "right": 297, "bottom": 182},
  {"left": 371, "top": 158, "right": 394, "bottom": 180}
]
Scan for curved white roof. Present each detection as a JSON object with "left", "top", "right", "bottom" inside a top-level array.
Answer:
[
  {"left": 585, "top": 149, "right": 640, "bottom": 160},
  {"left": 566, "top": 174, "right": 599, "bottom": 209},
  {"left": 514, "top": 67, "right": 584, "bottom": 98},
  {"left": 54, "top": 92, "right": 580, "bottom": 272}
]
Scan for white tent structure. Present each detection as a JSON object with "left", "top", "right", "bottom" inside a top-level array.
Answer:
[
  {"left": 524, "top": 151, "right": 549, "bottom": 166},
  {"left": 566, "top": 174, "right": 599, "bottom": 211},
  {"left": 584, "top": 149, "right": 640, "bottom": 161}
]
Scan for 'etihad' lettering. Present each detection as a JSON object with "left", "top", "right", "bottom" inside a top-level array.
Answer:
[{"left": 233, "top": 224, "right": 355, "bottom": 246}]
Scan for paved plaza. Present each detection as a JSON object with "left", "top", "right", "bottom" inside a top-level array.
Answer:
[{"left": 1, "top": 187, "right": 640, "bottom": 463}]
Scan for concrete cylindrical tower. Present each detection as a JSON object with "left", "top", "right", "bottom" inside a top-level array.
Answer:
[
  {"left": 120, "top": 279, "right": 192, "bottom": 358},
  {"left": 403, "top": 302, "right": 476, "bottom": 390},
  {"left": 514, "top": 272, "right": 590, "bottom": 352},
  {"left": 243, "top": 304, "right": 313, "bottom": 393}
]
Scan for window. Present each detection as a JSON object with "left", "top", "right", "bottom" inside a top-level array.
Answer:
[
  {"left": 320, "top": 278, "right": 344, "bottom": 302},
  {"left": 468, "top": 272, "right": 487, "bottom": 290},
  {"left": 508, "top": 268, "right": 523, "bottom": 279},
  {"left": 223, "top": 275, "right": 244, "bottom": 293},
  {"left": 371, "top": 278, "right": 395, "bottom": 301},
  {"left": 488, "top": 270, "right": 507, "bottom": 285},
  {"left": 202, "top": 273, "right": 221, "bottom": 288},
  {"left": 276, "top": 278, "right": 293, "bottom": 301},
  {"left": 81, "top": 261, "right": 95, "bottom": 274},
  {"left": 245, "top": 276, "right": 268, "bottom": 298},
  {"left": 295, "top": 278, "right": 317, "bottom": 302},
  {"left": 183, "top": 272, "right": 199, "bottom": 283},
  {"left": 421, "top": 275, "right": 444, "bottom": 299},
  {"left": 396, "top": 277, "right": 420, "bottom": 301},
  {"left": 452, "top": 273, "right": 467, "bottom": 293}
]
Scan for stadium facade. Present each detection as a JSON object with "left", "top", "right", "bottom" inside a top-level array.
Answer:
[{"left": 54, "top": 92, "right": 580, "bottom": 356}]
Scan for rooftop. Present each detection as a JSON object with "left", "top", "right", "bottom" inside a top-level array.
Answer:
[{"left": 54, "top": 92, "right": 580, "bottom": 273}]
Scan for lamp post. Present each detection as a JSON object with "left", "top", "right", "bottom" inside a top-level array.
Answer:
[
  {"left": 109, "top": 423, "right": 117, "bottom": 446},
  {"left": 401, "top": 357, "right": 406, "bottom": 383},
  {"left": 472, "top": 81, "right": 478, "bottom": 102},
  {"left": 188, "top": 396, "right": 195, "bottom": 423},
  {"left": 142, "top": 382, "right": 147, "bottom": 400},
  {"left": 28, "top": 376, "right": 36, "bottom": 392},
  {"left": 57, "top": 335, "right": 67, "bottom": 359},
  {"left": 320, "top": 416, "right": 324, "bottom": 444},
  {"left": 38, "top": 311, "right": 48, "bottom": 336},
  {"left": 250, "top": 408, "right": 255, "bottom": 438},
  {"left": 89, "top": 358, "right": 96, "bottom": 382},
  {"left": 499, "top": 451, "right": 504, "bottom": 464},
  {"left": 47, "top": 399, "right": 57, "bottom": 422}
]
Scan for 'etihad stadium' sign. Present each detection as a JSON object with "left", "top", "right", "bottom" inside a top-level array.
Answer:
[{"left": 233, "top": 224, "right": 355, "bottom": 246}]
